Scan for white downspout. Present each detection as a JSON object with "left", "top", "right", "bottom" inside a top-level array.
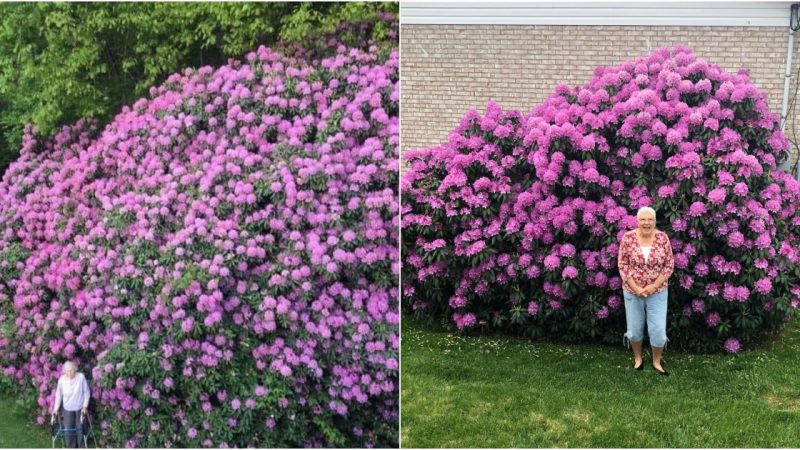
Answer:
[
  {"left": 780, "top": 24, "right": 795, "bottom": 174},
  {"left": 781, "top": 28, "right": 794, "bottom": 133},
  {"left": 780, "top": 5, "right": 798, "bottom": 177}
]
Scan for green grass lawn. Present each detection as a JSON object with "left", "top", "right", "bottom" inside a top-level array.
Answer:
[
  {"left": 0, "top": 395, "right": 52, "bottom": 448},
  {"left": 401, "top": 315, "right": 800, "bottom": 448}
]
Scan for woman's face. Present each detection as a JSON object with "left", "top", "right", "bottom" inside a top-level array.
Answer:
[
  {"left": 637, "top": 211, "right": 655, "bottom": 233},
  {"left": 64, "top": 365, "right": 75, "bottom": 379}
]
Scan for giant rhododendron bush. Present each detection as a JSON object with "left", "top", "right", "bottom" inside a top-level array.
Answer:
[
  {"left": 0, "top": 37, "right": 399, "bottom": 447},
  {"left": 402, "top": 46, "right": 800, "bottom": 353}
]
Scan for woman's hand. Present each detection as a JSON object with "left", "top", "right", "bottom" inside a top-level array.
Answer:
[
  {"left": 641, "top": 284, "right": 657, "bottom": 297},
  {"left": 627, "top": 279, "right": 643, "bottom": 297}
]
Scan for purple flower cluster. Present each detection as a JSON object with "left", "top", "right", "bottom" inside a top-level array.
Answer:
[
  {"left": 0, "top": 32, "right": 399, "bottom": 447},
  {"left": 724, "top": 338, "right": 741, "bottom": 354},
  {"left": 402, "top": 46, "right": 800, "bottom": 353}
]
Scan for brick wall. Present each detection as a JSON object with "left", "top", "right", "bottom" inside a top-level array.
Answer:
[{"left": 400, "top": 25, "right": 800, "bottom": 171}]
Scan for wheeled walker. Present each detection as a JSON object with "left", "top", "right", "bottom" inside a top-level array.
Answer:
[{"left": 50, "top": 411, "right": 95, "bottom": 448}]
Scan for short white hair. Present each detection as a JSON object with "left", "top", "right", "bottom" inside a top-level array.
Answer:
[
  {"left": 63, "top": 361, "right": 76, "bottom": 371},
  {"left": 637, "top": 206, "right": 656, "bottom": 221}
]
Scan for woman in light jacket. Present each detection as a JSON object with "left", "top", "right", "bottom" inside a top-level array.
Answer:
[{"left": 51, "top": 361, "right": 90, "bottom": 448}]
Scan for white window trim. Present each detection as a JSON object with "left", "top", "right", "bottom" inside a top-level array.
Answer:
[{"left": 401, "top": 1, "right": 792, "bottom": 27}]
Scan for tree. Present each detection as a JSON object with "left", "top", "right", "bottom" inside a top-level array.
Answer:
[{"left": 0, "top": 2, "right": 398, "bottom": 175}]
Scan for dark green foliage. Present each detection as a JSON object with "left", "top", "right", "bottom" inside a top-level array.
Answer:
[{"left": 0, "top": 1, "right": 398, "bottom": 175}]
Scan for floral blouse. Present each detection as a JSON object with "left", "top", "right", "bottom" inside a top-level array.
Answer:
[{"left": 617, "top": 229, "right": 674, "bottom": 295}]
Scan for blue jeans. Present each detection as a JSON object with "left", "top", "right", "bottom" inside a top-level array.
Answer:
[{"left": 623, "top": 289, "right": 669, "bottom": 348}]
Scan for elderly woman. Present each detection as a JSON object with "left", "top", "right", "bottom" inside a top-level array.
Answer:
[
  {"left": 51, "top": 361, "right": 90, "bottom": 448},
  {"left": 617, "top": 206, "right": 674, "bottom": 376}
]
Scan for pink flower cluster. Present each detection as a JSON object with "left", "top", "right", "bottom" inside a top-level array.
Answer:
[
  {"left": 402, "top": 46, "right": 800, "bottom": 353},
  {"left": 0, "top": 36, "right": 399, "bottom": 447}
]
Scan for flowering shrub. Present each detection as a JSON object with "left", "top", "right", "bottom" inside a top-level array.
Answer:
[
  {"left": 402, "top": 46, "right": 800, "bottom": 353},
  {"left": 0, "top": 36, "right": 399, "bottom": 447}
]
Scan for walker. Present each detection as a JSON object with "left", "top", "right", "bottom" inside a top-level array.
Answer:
[{"left": 50, "top": 411, "right": 95, "bottom": 448}]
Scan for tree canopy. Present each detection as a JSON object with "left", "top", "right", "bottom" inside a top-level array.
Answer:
[{"left": 0, "top": 2, "right": 398, "bottom": 175}]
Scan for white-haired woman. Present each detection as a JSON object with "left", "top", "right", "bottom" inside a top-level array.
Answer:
[
  {"left": 617, "top": 206, "right": 675, "bottom": 376},
  {"left": 51, "top": 361, "right": 90, "bottom": 448}
]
